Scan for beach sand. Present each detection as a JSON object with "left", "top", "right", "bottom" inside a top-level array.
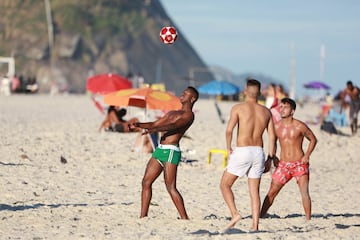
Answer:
[{"left": 0, "top": 94, "right": 359, "bottom": 239}]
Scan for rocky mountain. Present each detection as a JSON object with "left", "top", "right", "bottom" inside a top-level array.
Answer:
[
  {"left": 0, "top": 0, "right": 213, "bottom": 94},
  {"left": 210, "top": 65, "right": 287, "bottom": 92}
]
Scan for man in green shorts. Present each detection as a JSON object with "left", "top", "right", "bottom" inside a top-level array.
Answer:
[
  {"left": 152, "top": 144, "right": 182, "bottom": 166},
  {"left": 129, "top": 86, "right": 199, "bottom": 220}
]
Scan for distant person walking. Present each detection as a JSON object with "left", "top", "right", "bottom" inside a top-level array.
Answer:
[
  {"left": 220, "top": 79, "right": 276, "bottom": 231},
  {"left": 129, "top": 86, "right": 199, "bottom": 220},
  {"left": 260, "top": 98, "right": 317, "bottom": 220},
  {"left": 264, "top": 83, "right": 287, "bottom": 124},
  {"left": 270, "top": 84, "right": 289, "bottom": 123},
  {"left": 264, "top": 83, "right": 277, "bottom": 109},
  {"left": 341, "top": 81, "right": 360, "bottom": 135},
  {"left": 275, "top": 84, "right": 288, "bottom": 100}
]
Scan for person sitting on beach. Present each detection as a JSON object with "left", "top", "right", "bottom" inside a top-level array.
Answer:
[
  {"left": 132, "top": 113, "right": 165, "bottom": 153},
  {"left": 260, "top": 98, "right": 317, "bottom": 220},
  {"left": 220, "top": 79, "right": 276, "bottom": 232},
  {"left": 132, "top": 131, "right": 159, "bottom": 154},
  {"left": 98, "top": 106, "right": 139, "bottom": 132},
  {"left": 128, "top": 86, "right": 199, "bottom": 220}
]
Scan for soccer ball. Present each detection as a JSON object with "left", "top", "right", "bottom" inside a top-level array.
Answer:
[{"left": 159, "top": 26, "right": 178, "bottom": 44}]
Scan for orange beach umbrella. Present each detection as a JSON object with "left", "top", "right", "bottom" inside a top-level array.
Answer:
[{"left": 103, "top": 88, "right": 181, "bottom": 111}]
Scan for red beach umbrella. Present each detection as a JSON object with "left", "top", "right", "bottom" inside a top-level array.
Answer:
[{"left": 86, "top": 73, "right": 132, "bottom": 95}]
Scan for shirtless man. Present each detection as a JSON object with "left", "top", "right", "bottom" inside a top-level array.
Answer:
[
  {"left": 341, "top": 81, "right": 360, "bottom": 135},
  {"left": 260, "top": 98, "right": 317, "bottom": 220},
  {"left": 129, "top": 86, "right": 199, "bottom": 219},
  {"left": 220, "top": 79, "right": 276, "bottom": 231}
]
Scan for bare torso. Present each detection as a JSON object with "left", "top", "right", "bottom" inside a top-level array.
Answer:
[
  {"left": 275, "top": 119, "right": 305, "bottom": 162},
  {"left": 348, "top": 87, "right": 359, "bottom": 101},
  {"left": 345, "top": 87, "right": 359, "bottom": 101},
  {"left": 159, "top": 110, "right": 194, "bottom": 145}
]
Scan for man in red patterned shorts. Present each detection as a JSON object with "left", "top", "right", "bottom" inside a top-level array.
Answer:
[{"left": 260, "top": 98, "right": 317, "bottom": 220}]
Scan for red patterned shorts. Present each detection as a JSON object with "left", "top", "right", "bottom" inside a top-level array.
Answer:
[{"left": 272, "top": 160, "right": 309, "bottom": 185}]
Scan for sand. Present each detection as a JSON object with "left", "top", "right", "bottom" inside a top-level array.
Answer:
[{"left": 0, "top": 94, "right": 359, "bottom": 239}]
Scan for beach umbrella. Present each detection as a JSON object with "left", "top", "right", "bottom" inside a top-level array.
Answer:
[
  {"left": 303, "top": 81, "right": 331, "bottom": 90},
  {"left": 91, "top": 95, "right": 105, "bottom": 115},
  {"left": 198, "top": 80, "right": 240, "bottom": 124},
  {"left": 86, "top": 73, "right": 132, "bottom": 95},
  {"left": 103, "top": 87, "right": 181, "bottom": 111},
  {"left": 105, "top": 88, "right": 180, "bottom": 152},
  {"left": 198, "top": 80, "right": 240, "bottom": 96}
]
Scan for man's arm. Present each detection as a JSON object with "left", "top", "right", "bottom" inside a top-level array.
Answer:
[
  {"left": 267, "top": 115, "right": 276, "bottom": 157},
  {"left": 301, "top": 124, "right": 318, "bottom": 164},
  {"left": 225, "top": 106, "right": 238, "bottom": 153},
  {"left": 131, "top": 111, "right": 193, "bottom": 134}
]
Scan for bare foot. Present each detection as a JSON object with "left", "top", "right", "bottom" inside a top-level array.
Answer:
[
  {"left": 221, "top": 214, "right": 241, "bottom": 233},
  {"left": 249, "top": 228, "right": 258, "bottom": 233}
]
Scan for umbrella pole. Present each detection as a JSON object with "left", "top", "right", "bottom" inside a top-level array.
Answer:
[{"left": 214, "top": 101, "right": 225, "bottom": 124}]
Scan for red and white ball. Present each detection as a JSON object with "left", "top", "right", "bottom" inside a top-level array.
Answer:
[{"left": 159, "top": 26, "right": 178, "bottom": 44}]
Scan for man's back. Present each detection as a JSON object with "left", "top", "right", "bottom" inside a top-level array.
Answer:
[
  {"left": 229, "top": 101, "right": 272, "bottom": 147},
  {"left": 222, "top": 78, "right": 276, "bottom": 232}
]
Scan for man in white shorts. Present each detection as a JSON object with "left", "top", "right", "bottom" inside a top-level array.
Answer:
[
  {"left": 226, "top": 146, "right": 265, "bottom": 178},
  {"left": 220, "top": 79, "right": 276, "bottom": 232}
]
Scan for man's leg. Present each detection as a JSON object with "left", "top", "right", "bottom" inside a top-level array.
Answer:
[
  {"left": 163, "top": 163, "right": 189, "bottom": 219},
  {"left": 353, "top": 117, "right": 358, "bottom": 134},
  {"left": 355, "top": 104, "right": 360, "bottom": 134},
  {"left": 350, "top": 102, "right": 360, "bottom": 134},
  {"left": 140, "top": 158, "right": 163, "bottom": 218},
  {"left": 350, "top": 119, "right": 356, "bottom": 135},
  {"left": 248, "top": 178, "right": 261, "bottom": 231},
  {"left": 260, "top": 180, "right": 283, "bottom": 218},
  {"left": 297, "top": 174, "right": 311, "bottom": 220},
  {"left": 220, "top": 171, "right": 241, "bottom": 229}
]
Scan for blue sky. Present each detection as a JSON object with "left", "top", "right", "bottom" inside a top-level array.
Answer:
[{"left": 160, "top": 0, "right": 360, "bottom": 97}]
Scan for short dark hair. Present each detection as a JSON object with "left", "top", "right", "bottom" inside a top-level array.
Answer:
[
  {"left": 108, "top": 105, "right": 116, "bottom": 114},
  {"left": 347, "top": 80, "right": 353, "bottom": 86},
  {"left": 118, "top": 108, "right": 127, "bottom": 116},
  {"left": 246, "top": 78, "right": 261, "bottom": 91},
  {"left": 187, "top": 86, "right": 199, "bottom": 102},
  {"left": 281, "top": 97, "right": 296, "bottom": 110}
]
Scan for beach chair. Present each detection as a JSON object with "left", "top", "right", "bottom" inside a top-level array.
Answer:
[{"left": 208, "top": 148, "right": 228, "bottom": 168}]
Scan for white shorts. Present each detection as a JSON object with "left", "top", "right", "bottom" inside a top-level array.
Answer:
[{"left": 226, "top": 146, "right": 265, "bottom": 178}]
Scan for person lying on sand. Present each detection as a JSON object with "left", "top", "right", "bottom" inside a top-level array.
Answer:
[{"left": 99, "top": 106, "right": 139, "bottom": 132}]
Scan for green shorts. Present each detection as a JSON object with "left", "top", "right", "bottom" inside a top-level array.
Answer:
[{"left": 152, "top": 144, "right": 181, "bottom": 166}]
